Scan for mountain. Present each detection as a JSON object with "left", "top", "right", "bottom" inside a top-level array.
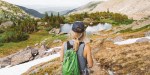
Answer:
[
  {"left": 68, "top": 0, "right": 150, "bottom": 20},
  {"left": 68, "top": 1, "right": 102, "bottom": 14},
  {"left": 0, "top": 0, "right": 31, "bottom": 22},
  {"left": 18, "top": 5, "right": 44, "bottom": 18},
  {"left": 46, "top": 10, "right": 71, "bottom": 16}
]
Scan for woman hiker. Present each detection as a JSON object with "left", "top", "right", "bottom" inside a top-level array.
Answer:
[{"left": 60, "top": 21, "right": 93, "bottom": 75}]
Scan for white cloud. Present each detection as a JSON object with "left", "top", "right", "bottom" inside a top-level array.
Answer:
[
  {"left": 2, "top": 0, "right": 104, "bottom": 7},
  {"left": 2, "top": 0, "right": 108, "bottom": 12}
]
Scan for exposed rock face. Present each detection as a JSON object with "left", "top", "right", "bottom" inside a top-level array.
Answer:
[
  {"left": 69, "top": 0, "right": 150, "bottom": 20},
  {"left": 11, "top": 47, "right": 36, "bottom": 66},
  {"left": 0, "top": 57, "right": 11, "bottom": 68},
  {"left": 0, "top": 46, "right": 40, "bottom": 68}
]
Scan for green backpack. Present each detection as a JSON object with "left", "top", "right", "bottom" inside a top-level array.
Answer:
[{"left": 62, "top": 48, "right": 80, "bottom": 75}]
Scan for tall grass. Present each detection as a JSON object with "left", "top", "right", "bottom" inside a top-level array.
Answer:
[{"left": 0, "top": 30, "right": 67, "bottom": 57}]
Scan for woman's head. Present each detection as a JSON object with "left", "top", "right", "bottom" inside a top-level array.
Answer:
[
  {"left": 69, "top": 21, "right": 86, "bottom": 51},
  {"left": 70, "top": 21, "right": 86, "bottom": 41}
]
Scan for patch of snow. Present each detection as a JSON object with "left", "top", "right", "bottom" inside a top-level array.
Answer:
[
  {"left": 114, "top": 37, "right": 150, "bottom": 45},
  {"left": 0, "top": 53, "right": 60, "bottom": 75},
  {"left": 45, "top": 47, "right": 61, "bottom": 53},
  {"left": 86, "top": 23, "right": 112, "bottom": 34}
]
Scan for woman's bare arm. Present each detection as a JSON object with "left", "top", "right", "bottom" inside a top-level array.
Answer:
[
  {"left": 84, "top": 44, "right": 93, "bottom": 68},
  {"left": 60, "top": 42, "right": 65, "bottom": 62}
]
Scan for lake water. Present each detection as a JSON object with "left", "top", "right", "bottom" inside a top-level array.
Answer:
[{"left": 60, "top": 23, "right": 112, "bottom": 34}]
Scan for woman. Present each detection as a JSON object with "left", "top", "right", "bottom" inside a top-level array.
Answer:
[{"left": 60, "top": 21, "right": 93, "bottom": 75}]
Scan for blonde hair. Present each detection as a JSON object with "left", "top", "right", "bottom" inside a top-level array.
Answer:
[{"left": 68, "top": 30, "right": 86, "bottom": 51}]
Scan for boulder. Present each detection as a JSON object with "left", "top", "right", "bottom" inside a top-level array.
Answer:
[
  {"left": 113, "top": 36, "right": 124, "bottom": 42},
  {"left": 40, "top": 40, "right": 46, "bottom": 45},
  {"left": 37, "top": 22, "right": 42, "bottom": 26},
  {"left": 52, "top": 47, "right": 61, "bottom": 52},
  {"left": 145, "top": 31, "right": 150, "bottom": 37},
  {"left": 31, "top": 48, "right": 39, "bottom": 57},
  {"left": 49, "top": 28, "right": 60, "bottom": 34},
  {"left": 34, "top": 43, "right": 39, "bottom": 47},
  {"left": 136, "top": 38, "right": 150, "bottom": 43},
  {"left": 0, "top": 57, "right": 11, "bottom": 68},
  {"left": 0, "top": 21, "right": 13, "bottom": 28},
  {"left": 38, "top": 45, "right": 47, "bottom": 57},
  {"left": 11, "top": 47, "right": 34, "bottom": 66},
  {"left": 59, "top": 32, "right": 67, "bottom": 35}
]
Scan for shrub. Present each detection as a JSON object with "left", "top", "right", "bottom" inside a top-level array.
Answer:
[{"left": 1, "top": 30, "right": 29, "bottom": 43}]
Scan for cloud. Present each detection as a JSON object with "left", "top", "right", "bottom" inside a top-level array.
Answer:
[{"left": 3, "top": 0, "right": 104, "bottom": 7}]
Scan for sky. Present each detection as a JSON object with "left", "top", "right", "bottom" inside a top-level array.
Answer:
[{"left": 2, "top": 0, "right": 108, "bottom": 12}]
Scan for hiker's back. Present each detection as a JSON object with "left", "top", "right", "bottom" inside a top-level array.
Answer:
[{"left": 63, "top": 40, "right": 89, "bottom": 75}]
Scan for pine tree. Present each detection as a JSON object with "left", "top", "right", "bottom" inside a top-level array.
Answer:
[{"left": 44, "top": 12, "right": 49, "bottom": 21}]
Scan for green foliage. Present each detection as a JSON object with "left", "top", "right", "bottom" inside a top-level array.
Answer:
[
  {"left": 0, "top": 0, "right": 29, "bottom": 23},
  {"left": 119, "top": 24, "right": 150, "bottom": 33},
  {"left": 65, "top": 12, "right": 133, "bottom": 25},
  {"left": 43, "top": 12, "right": 65, "bottom": 29},
  {"left": 0, "top": 30, "right": 29, "bottom": 43},
  {"left": 0, "top": 17, "right": 38, "bottom": 43},
  {"left": 0, "top": 43, "right": 3, "bottom": 47}
]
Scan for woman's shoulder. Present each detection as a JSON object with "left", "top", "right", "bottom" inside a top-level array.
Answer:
[{"left": 84, "top": 43, "right": 91, "bottom": 50}]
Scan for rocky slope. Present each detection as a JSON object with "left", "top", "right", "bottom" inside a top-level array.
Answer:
[
  {"left": 68, "top": 1, "right": 102, "bottom": 14},
  {"left": 69, "top": 0, "right": 150, "bottom": 20},
  {"left": 0, "top": 0, "right": 31, "bottom": 23}
]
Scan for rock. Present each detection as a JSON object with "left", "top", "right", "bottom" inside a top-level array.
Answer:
[
  {"left": 0, "top": 21, "right": 13, "bottom": 28},
  {"left": 35, "top": 43, "right": 39, "bottom": 47},
  {"left": 52, "top": 47, "right": 61, "bottom": 52},
  {"left": 11, "top": 47, "right": 34, "bottom": 66},
  {"left": 106, "top": 38, "right": 113, "bottom": 42},
  {"left": 45, "top": 72, "right": 49, "bottom": 75},
  {"left": 49, "top": 28, "right": 60, "bottom": 34},
  {"left": 145, "top": 31, "right": 150, "bottom": 37},
  {"left": 38, "top": 45, "right": 47, "bottom": 57},
  {"left": 53, "top": 39, "right": 62, "bottom": 43},
  {"left": 0, "top": 57, "right": 11, "bottom": 68},
  {"left": 92, "top": 32, "right": 101, "bottom": 36},
  {"left": 59, "top": 32, "right": 67, "bottom": 35},
  {"left": 113, "top": 36, "right": 124, "bottom": 42},
  {"left": 45, "top": 22, "right": 48, "bottom": 25},
  {"left": 31, "top": 48, "right": 39, "bottom": 57},
  {"left": 40, "top": 40, "right": 46, "bottom": 45},
  {"left": 37, "top": 22, "right": 43, "bottom": 26},
  {"left": 44, "top": 47, "right": 61, "bottom": 56},
  {"left": 136, "top": 38, "right": 150, "bottom": 43}
]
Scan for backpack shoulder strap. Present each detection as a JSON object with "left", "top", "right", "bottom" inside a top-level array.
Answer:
[
  {"left": 67, "top": 41, "right": 73, "bottom": 50},
  {"left": 64, "top": 40, "right": 73, "bottom": 54}
]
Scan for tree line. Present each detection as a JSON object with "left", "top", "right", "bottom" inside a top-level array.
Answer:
[{"left": 65, "top": 10, "right": 133, "bottom": 25}]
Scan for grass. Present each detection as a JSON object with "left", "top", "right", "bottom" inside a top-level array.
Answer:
[
  {"left": 119, "top": 24, "right": 150, "bottom": 33},
  {"left": 0, "top": 30, "right": 67, "bottom": 57},
  {"left": 23, "top": 58, "right": 61, "bottom": 75}
]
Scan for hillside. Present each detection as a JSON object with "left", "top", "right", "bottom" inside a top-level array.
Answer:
[
  {"left": 18, "top": 5, "right": 44, "bottom": 18},
  {"left": 69, "top": 0, "right": 150, "bottom": 20},
  {"left": 68, "top": 1, "right": 102, "bottom": 14},
  {"left": 0, "top": 0, "right": 30, "bottom": 22}
]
